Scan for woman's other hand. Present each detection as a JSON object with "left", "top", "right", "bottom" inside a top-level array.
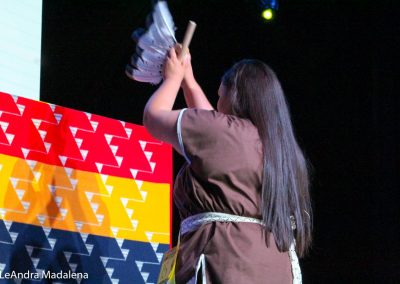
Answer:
[
  {"left": 174, "top": 44, "right": 195, "bottom": 88},
  {"left": 182, "top": 52, "right": 196, "bottom": 88},
  {"left": 174, "top": 44, "right": 214, "bottom": 110},
  {"left": 163, "top": 47, "right": 187, "bottom": 82}
]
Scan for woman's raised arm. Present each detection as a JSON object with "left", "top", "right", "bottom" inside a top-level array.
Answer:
[
  {"left": 142, "top": 48, "right": 187, "bottom": 153},
  {"left": 181, "top": 52, "right": 214, "bottom": 110}
]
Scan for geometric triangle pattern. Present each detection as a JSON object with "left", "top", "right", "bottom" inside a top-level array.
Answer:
[
  {"left": 0, "top": 92, "right": 172, "bottom": 283},
  {"left": 0, "top": 154, "right": 170, "bottom": 244},
  {"left": 0, "top": 219, "right": 169, "bottom": 283},
  {"left": 0, "top": 92, "right": 172, "bottom": 184}
]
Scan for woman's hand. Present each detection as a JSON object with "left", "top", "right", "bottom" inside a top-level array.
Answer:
[
  {"left": 173, "top": 44, "right": 214, "bottom": 110},
  {"left": 163, "top": 47, "right": 187, "bottom": 83},
  {"left": 175, "top": 44, "right": 196, "bottom": 88},
  {"left": 143, "top": 47, "right": 187, "bottom": 151},
  {"left": 182, "top": 52, "right": 196, "bottom": 88}
]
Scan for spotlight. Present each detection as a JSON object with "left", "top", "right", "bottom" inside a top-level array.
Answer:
[
  {"left": 262, "top": 8, "right": 274, "bottom": 21},
  {"left": 260, "top": 0, "right": 278, "bottom": 21}
]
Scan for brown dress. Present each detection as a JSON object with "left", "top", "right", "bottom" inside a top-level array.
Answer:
[{"left": 174, "top": 109, "right": 292, "bottom": 284}]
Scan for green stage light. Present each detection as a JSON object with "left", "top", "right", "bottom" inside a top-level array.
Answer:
[{"left": 262, "top": 8, "right": 274, "bottom": 21}]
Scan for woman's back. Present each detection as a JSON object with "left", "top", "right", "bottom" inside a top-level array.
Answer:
[{"left": 174, "top": 108, "right": 293, "bottom": 283}]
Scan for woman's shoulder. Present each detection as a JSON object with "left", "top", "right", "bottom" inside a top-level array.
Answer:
[{"left": 183, "top": 108, "right": 257, "bottom": 133}]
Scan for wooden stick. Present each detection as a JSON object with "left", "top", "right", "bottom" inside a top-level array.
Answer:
[{"left": 179, "top": 21, "right": 197, "bottom": 61}]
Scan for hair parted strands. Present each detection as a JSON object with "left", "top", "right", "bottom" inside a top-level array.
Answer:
[{"left": 222, "top": 59, "right": 312, "bottom": 257}]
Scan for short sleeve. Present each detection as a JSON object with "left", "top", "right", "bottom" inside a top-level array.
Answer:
[
  {"left": 177, "top": 108, "right": 191, "bottom": 163},
  {"left": 177, "top": 108, "right": 237, "bottom": 166}
]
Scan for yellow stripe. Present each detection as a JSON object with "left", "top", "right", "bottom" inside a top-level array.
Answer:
[{"left": 0, "top": 154, "right": 170, "bottom": 244}]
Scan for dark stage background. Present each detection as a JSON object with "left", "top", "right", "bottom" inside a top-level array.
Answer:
[{"left": 40, "top": 0, "right": 399, "bottom": 282}]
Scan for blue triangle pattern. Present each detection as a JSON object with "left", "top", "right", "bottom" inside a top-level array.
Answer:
[{"left": 0, "top": 220, "right": 169, "bottom": 283}]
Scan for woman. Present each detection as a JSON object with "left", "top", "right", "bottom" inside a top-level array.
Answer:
[{"left": 143, "top": 48, "right": 312, "bottom": 283}]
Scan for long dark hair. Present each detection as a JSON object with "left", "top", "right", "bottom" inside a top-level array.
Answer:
[{"left": 222, "top": 59, "right": 312, "bottom": 257}]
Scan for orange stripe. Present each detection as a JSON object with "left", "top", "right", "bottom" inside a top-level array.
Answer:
[{"left": 0, "top": 154, "right": 170, "bottom": 244}]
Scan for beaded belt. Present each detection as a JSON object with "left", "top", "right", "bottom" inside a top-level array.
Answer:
[
  {"left": 180, "top": 212, "right": 302, "bottom": 284},
  {"left": 181, "top": 212, "right": 264, "bottom": 235}
]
